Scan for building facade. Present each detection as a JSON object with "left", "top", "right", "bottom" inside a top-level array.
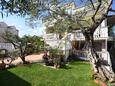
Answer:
[
  {"left": 43, "top": 2, "right": 115, "bottom": 71},
  {"left": 0, "top": 22, "right": 18, "bottom": 51},
  {"left": 43, "top": 16, "right": 115, "bottom": 69}
]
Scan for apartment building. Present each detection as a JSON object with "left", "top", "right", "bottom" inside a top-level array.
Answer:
[
  {"left": 0, "top": 22, "right": 18, "bottom": 51},
  {"left": 43, "top": 2, "right": 115, "bottom": 70}
]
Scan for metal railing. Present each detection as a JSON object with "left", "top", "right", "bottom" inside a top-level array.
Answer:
[{"left": 72, "top": 50, "right": 110, "bottom": 61}]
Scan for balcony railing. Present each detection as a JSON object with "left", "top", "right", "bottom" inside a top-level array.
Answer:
[
  {"left": 73, "top": 50, "right": 110, "bottom": 62},
  {"left": 73, "top": 50, "right": 112, "bottom": 70},
  {"left": 71, "top": 27, "right": 108, "bottom": 41}
]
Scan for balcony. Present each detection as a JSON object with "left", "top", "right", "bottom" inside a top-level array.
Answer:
[
  {"left": 70, "top": 30, "right": 85, "bottom": 41},
  {"left": 71, "top": 26, "right": 109, "bottom": 41},
  {"left": 43, "top": 34, "right": 59, "bottom": 41},
  {"left": 93, "top": 27, "right": 108, "bottom": 40}
]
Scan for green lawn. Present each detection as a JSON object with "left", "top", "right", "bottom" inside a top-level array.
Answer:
[{"left": 0, "top": 61, "right": 99, "bottom": 86}]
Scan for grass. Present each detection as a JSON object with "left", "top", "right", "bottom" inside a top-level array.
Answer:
[{"left": 0, "top": 61, "right": 99, "bottom": 86}]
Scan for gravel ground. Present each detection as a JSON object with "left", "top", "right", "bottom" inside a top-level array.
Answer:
[{"left": 0, "top": 53, "right": 44, "bottom": 65}]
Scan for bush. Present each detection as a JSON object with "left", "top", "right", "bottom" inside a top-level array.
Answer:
[{"left": 46, "top": 48, "right": 65, "bottom": 68}]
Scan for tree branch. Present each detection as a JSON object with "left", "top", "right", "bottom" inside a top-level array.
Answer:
[
  {"left": 90, "top": 0, "right": 113, "bottom": 33},
  {"left": 89, "top": 0, "right": 96, "bottom": 10},
  {"left": 92, "top": 0, "right": 102, "bottom": 23},
  {"left": 109, "top": 8, "right": 115, "bottom": 13}
]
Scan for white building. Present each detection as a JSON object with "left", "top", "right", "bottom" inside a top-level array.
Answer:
[
  {"left": 43, "top": 33, "right": 60, "bottom": 48},
  {"left": 0, "top": 22, "right": 18, "bottom": 51},
  {"left": 43, "top": 15, "right": 115, "bottom": 70},
  {"left": 44, "top": 3, "right": 115, "bottom": 70}
]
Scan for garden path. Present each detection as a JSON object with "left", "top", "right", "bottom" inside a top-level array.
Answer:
[{"left": 0, "top": 53, "right": 44, "bottom": 65}]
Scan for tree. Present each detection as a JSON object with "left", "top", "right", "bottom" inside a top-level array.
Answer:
[
  {"left": 43, "top": 0, "right": 115, "bottom": 82},
  {"left": 1, "top": 31, "right": 29, "bottom": 64},
  {"left": 2, "top": 32, "right": 45, "bottom": 64},
  {"left": 22, "top": 35, "right": 45, "bottom": 54},
  {"left": 45, "top": 18, "right": 78, "bottom": 39},
  {"left": 1, "top": 0, "right": 115, "bottom": 82}
]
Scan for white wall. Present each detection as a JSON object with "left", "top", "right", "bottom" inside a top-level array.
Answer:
[
  {"left": 43, "top": 33, "right": 60, "bottom": 47},
  {"left": 94, "top": 20, "right": 108, "bottom": 39},
  {"left": 0, "top": 43, "right": 15, "bottom": 51},
  {"left": 44, "top": 20, "right": 109, "bottom": 48},
  {"left": 45, "top": 40, "right": 60, "bottom": 48}
]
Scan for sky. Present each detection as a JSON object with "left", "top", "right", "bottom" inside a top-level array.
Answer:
[
  {"left": 0, "top": 1, "right": 115, "bottom": 37},
  {"left": 0, "top": 15, "right": 46, "bottom": 37}
]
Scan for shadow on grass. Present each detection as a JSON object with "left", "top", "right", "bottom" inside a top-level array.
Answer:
[
  {"left": 69, "top": 60, "right": 90, "bottom": 65},
  {"left": 0, "top": 70, "right": 31, "bottom": 86},
  {"left": 61, "top": 65, "right": 72, "bottom": 69},
  {"left": 60, "top": 61, "right": 89, "bottom": 70}
]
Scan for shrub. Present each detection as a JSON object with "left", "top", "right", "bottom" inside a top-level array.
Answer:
[{"left": 47, "top": 48, "right": 65, "bottom": 68}]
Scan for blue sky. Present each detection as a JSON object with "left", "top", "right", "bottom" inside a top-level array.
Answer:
[
  {"left": 0, "top": 1, "right": 115, "bottom": 37},
  {"left": 109, "top": 0, "right": 115, "bottom": 15},
  {"left": 0, "top": 15, "right": 45, "bottom": 37}
]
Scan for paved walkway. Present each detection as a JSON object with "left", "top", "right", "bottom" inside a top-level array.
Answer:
[{"left": 0, "top": 53, "right": 44, "bottom": 65}]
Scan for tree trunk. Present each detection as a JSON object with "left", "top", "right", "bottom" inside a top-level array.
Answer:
[
  {"left": 19, "top": 46, "right": 29, "bottom": 64},
  {"left": 20, "top": 55, "right": 28, "bottom": 64},
  {"left": 84, "top": 34, "right": 115, "bottom": 82},
  {"left": 0, "top": 60, "right": 6, "bottom": 70}
]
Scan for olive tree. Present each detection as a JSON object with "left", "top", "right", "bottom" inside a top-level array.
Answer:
[{"left": 2, "top": 31, "right": 30, "bottom": 64}]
